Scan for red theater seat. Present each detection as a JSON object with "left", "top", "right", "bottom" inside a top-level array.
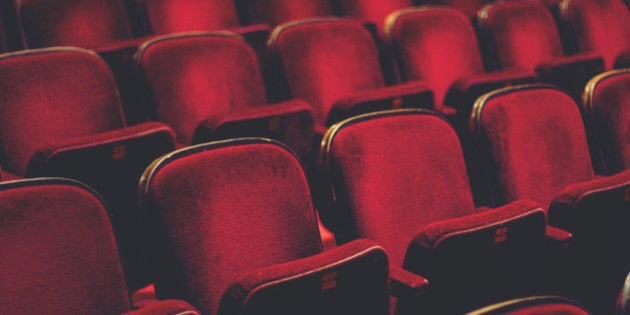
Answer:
[
  {"left": 138, "top": 139, "right": 426, "bottom": 315},
  {"left": 560, "top": 0, "right": 630, "bottom": 70},
  {"left": 478, "top": 1, "right": 605, "bottom": 99},
  {"left": 138, "top": 0, "right": 242, "bottom": 34},
  {"left": 17, "top": 0, "right": 157, "bottom": 123},
  {"left": 471, "top": 84, "right": 630, "bottom": 313},
  {"left": 320, "top": 109, "right": 551, "bottom": 313},
  {"left": 135, "top": 32, "right": 314, "bottom": 162},
  {"left": 0, "top": 47, "right": 177, "bottom": 292},
  {"left": 0, "top": 178, "right": 199, "bottom": 314},
  {"left": 134, "top": 0, "right": 270, "bottom": 60},
  {"left": 468, "top": 296, "right": 590, "bottom": 315},
  {"left": 337, "top": 0, "right": 413, "bottom": 35},
  {"left": 245, "top": 0, "right": 335, "bottom": 26},
  {"left": 385, "top": 6, "right": 535, "bottom": 119},
  {"left": 582, "top": 69, "right": 630, "bottom": 175},
  {"left": 269, "top": 18, "right": 433, "bottom": 129},
  {"left": 18, "top": 0, "right": 134, "bottom": 49},
  {"left": 437, "top": 0, "right": 492, "bottom": 19}
]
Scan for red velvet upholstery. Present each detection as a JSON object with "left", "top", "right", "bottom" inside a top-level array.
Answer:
[
  {"left": 218, "top": 239, "right": 390, "bottom": 315},
  {"left": 247, "top": 0, "right": 334, "bottom": 26},
  {"left": 478, "top": 1, "right": 604, "bottom": 98},
  {"left": 321, "top": 109, "right": 548, "bottom": 313},
  {"left": 471, "top": 84, "right": 630, "bottom": 313},
  {"left": 438, "top": 0, "right": 492, "bottom": 18},
  {"left": 479, "top": 1, "right": 565, "bottom": 72},
  {"left": 18, "top": 0, "right": 132, "bottom": 49},
  {"left": 582, "top": 69, "right": 630, "bottom": 175},
  {"left": 0, "top": 47, "right": 177, "bottom": 291},
  {"left": 0, "top": 48, "right": 125, "bottom": 175},
  {"left": 0, "top": 179, "right": 129, "bottom": 314},
  {"left": 386, "top": 7, "right": 535, "bottom": 112},
  {"left": 139, "top": 138, "right": 398, "bottom": 314},
  {"left": 468, "top": 296, "right": 590, "bottom": 315},
  {"left": 138, "top": 0, "right": 241, "bottom": 34},
  {"left": 321, "top": 110, "right": 475, "bottom": 266},
  {"left": 135, "top": 32, "right": 314, "bottom": 161},
  {"left": 337, "top": 0, "right": 413, "bottom": 35},
  {"left": 0, "top": 178, "right": 200, "bottom": 314},
  {"left": 269, "top": 18, "right": 432, "bottom": 127},
  {"left": 471, "top": 85, "right": 594, "bottom": 208},
  {"left": 560, "top": 0, "right": 630, "bottom": 70}
]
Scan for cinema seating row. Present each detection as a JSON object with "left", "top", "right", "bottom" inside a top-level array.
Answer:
[
  {"left": 0, "top": 0, "right": 626, "bottom": 124},
  {"left": 2, "top": 87, "right": 630, "bottom": 313},
  {"left": 0, "top": 0, "right": 629, "bottom": 314}
]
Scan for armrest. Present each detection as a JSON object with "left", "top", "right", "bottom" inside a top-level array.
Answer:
[
  {"left": 123, "top": 299, "right": 201, "bottom": 315},
  {"left": 444, "top": 69, "right": 536, "bottom": 111},
  {"left": 404, "top": 199, "right": 545, "bottom": 278},
  {"left": 548, "top": 170, "right": 630, "bottom": 231},
  {"left": 389, "top": 266, "right": 429, "bottom": 298},
  {"left": 26, "top": 122, "right": 176, "bottom": 177},
  {"left": 191, "top": 100, "right": 314, "bottom": 146},
  {"left": 327, "top": 81, "right": 434, "bottom": 126},
  {"left": 218, "top": 239, "right": 390, "bottom": 314},
  {"left": 535, "top": 53, "right": 604, "bottom": 73},
  {"left": 545, "top": 226, "right": 572, "bottom": 249},
  {"left": 535, "top": 53, "right": 605, "bottom": 99}
]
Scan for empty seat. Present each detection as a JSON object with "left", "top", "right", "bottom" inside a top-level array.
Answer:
[
  {"left": 468, "top": 296, "right": 590, "bottom": 315},
  {"left": 478, "top": 1, "right": 604, "bottom": 99},
  {"left": 138, "top": 138, "right": 426, "bottom": 314},
  {"left": 17, "top": 0, "right": 134, "bottom": 49},
  {"left": 16, "top": 0, "right": 166, "bottom": 124},
  {"left": 385, "top": 6, "right": 534, "bottom": 118},
  {"left": 0, "top": 178, "right": 199, "bottom": 314},
  {"left": 269, "top": 18, "right": 432, "bottom": 129},
  {"left": 560, "top": 0, "right": 630, "bottom": 69},
  {"left": 320, "top": 109, "right": 551, "bottom": 313},
  {"left": 437, "top": 0, "right": 492, "bottom": 19},
  {"left": 135, "top": 32, "right": 314, "bottom": 162},
  {"left": 245, "top": 0, "right": 335, "bottom": 26},
  {"left": 471, "top": 84, "right": 630, "bottom": 313},
  {"left": 0, "top": 47, "right": 177, "bottom": 292},
  {"left": 337, "top": 0, "right": 413, "bottom": 35},
  {"left": 135, "top": 0, "right": 270, "bottom": 56},
  {"left": 582, "top": 69, "right": 630, "bottom": 175},
  {"left": 137, "top": 0, "right": 242, "bottom": 34}
]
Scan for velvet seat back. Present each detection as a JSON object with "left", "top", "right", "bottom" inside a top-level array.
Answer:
[
  {"left": 139, "top": 0, "right": 241, "bottom": 34},
  {"left": 338, "top": 0, "right": 413, "bottom": 34},
  {"left": 270, "top": 18, "right": 386, "bottom": 126},
  {"left": 387, "top": 7, "right": 486, "bottom": 106},
  {"left": 321, "top": 109, "right": 476, "bottom": 266},
  {"left": 0, "top": 178, "right": 130, "bottom": 314},
  {"left": 0, "top": 48, "right": 125, "bottom": 175},
  {"left": 18, "top": 0, "right": 132, "bottom": 48},
  {"left": 139, "top": 139, "right": 323, "bottom": 315},
  {"left": 583, "top": 69, "right": 630, "bottom": 174},
  {"left": 479, "top": 1, "right": 565, "bottom": 71},
  {"left": 561, "top": 0, "right": 630, "bottom": 69},
  {"left": 471, "top": 85, "right": 595, "bottom": 207},
  {"left": 136, "top": 33, "right": 267, "bottom": 144},
  {"left": 441, "top": 0, "right": 492, "bottom": 18},
  {"left": 248, "top": 0, "right": 333, "bottom": 26}
]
